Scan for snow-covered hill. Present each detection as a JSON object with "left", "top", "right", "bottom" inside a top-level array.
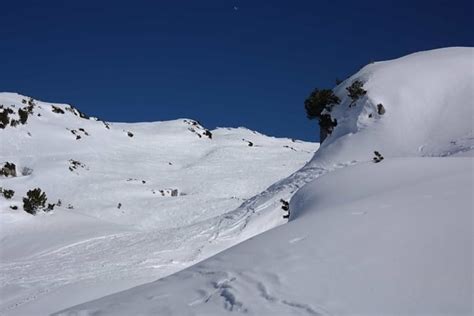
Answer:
[
  {"left": 57, "top": 47, "right": 473, "bottom": 315},
  {"left": 0, "top": 93, "right": 317, "bottom": 315}
]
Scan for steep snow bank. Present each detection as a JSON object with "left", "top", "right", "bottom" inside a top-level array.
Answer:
[{"left": 56, "top": 157, "right": 473, "bottom": 316}]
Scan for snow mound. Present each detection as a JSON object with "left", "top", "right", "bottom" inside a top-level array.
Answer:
[{"left": 314, "top": 47, "right": 473, "bottom": 167}]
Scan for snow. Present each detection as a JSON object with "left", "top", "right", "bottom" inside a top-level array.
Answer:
[
  {"left": 55, "top": 47, "right": 473, "bottom": 315},
  {"left": 55, "top": 157, "right": 473, "bottom": 316},
  {"left": 0, "top": 93, "right": 316, "bottom": 315}
]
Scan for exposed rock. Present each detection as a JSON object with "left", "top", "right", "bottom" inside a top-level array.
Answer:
[{"left": 377, "top": 103, "right": 386, "bottom": 115}]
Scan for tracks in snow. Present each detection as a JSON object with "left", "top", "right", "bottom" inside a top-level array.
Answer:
[{"left": 0, "top": 161, "right": 356, "bottom": 314}]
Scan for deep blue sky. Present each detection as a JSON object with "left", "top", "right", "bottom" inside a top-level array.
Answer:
[{"left": 1, "top": 0, "right": 472, "bottom": 141}]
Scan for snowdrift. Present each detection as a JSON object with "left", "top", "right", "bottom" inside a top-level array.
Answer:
[
  {"left": 57, "top": 47, "right": 473, "bottom": 315},
  {"left": 313, "top": 46, "right": 473, "bottom": 168}
]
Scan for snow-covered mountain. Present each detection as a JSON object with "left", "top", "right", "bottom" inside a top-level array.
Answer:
[
  {"left": 0, "top": 93, "right": 317, "bottom": 315},
  {"left": 56, "top": 47, "right": 473, "bottom": 315}
]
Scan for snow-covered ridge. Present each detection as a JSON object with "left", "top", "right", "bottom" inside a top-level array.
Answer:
[{"left": 56, "top": 47, "right": 473, "bottom": 315}]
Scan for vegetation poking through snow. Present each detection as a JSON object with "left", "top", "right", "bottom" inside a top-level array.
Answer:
[
  {"left": 51, "top": 105, "right": 65, "bottom": 114},
  {"left": 18, "top": 108, "right": 29, "bottom": 124},
  {"left": 0, "top": 101, "right": 34, "bottom": 128},
  {"left": 346, "top": 80, "right": 367, "bottom": 106},
  {"left": 373, "top": 151, "right": 384, "bottom": 163},
  {"left": 319, "top": 114, "right": 338, "bottom": 136},
  {"left": 0, "top": 162, "right": 17, "bottom": 177},
  {"left": 69, "top": 128, "right": 89, "bottom": 140},
  {"left": 242, "top": 139, "right": 254, "bottom": 147},
  {"left": 27, "top": 97, "right": 36, "bottom": 107},
  {"left": 23, "top": 188, "right": 48, "bottom": 215},
  {"left": 280, "top": 199, "right": 290, "bottom": 219},
  {"left": 304, "top": 89, "right": 340, "bottom": 119},
  {"left": 69, "top": 159, "right": 87, "bottom": 172},
  {"left": 304, "top": 88, "right": 340, "bottom": 140},
  {"left": 65, "top": 105, "right": 89, "bottom": 119},
  {"left": 0, "top": 187, "right": 15, "bottom": 199},
  {"left": 0, "top": 107, "right": 13, "bottom": 128},
  {"left": 157, "top": 189, "right": 179, "bottom": 197},
  {"left": 183, "top": 119, "right": 213, "bottom": 139},
  {"left": 203, "top": 130, "right": 212, "bottom": 139},
  {"left": 78, "top": 128, "right": 89, "bottom": 135},
  {"left": 0, "top": 109, "right": 9, "bottom": 128}
]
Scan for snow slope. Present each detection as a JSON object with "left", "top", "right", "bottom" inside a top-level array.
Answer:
[
  {"left": 0, "top": 93, "right": 316, "bottom": 315},
  {"left": 55, "top": 157, "right": 473, "bottom": 316},
  {"left": 57, "top": 47, "right": 474, "bottom": 315}
]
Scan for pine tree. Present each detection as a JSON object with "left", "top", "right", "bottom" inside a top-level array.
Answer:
[
  {"left": 304, "top": 89, "right": 340, "bottom": 119},
  {"left": 23, "top": 188, "right": 47, "bottom": 215}
]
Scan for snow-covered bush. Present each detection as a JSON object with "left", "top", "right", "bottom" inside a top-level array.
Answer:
[
  {"left": 0, "top": 187, "right": 15, "bottom": 199},
  {"left": 0, "top": 108, "right": 13, "bottom": 128},
  {"left": 373, "top": 151, "right": 384, "bottom": 163},
  {"left": 65, "top": 105, "right": 89, "bottom": 119},
  {"left": 280, "top": 199, "right": 290, "bottom": 219},
  {"left": 0, "top": 162, "right": 17, "bottom": 177},
  {"left": 23, "top": 188, "right": 48, "bottom": 215},
  {"left": 346, "top": 80, "right": 367, "bottom": 105},
  {"left": 18, "top": 108, "right": 29, "bottom": 124},
  {"left": 27, "top": 97, "right": 35, "bottom": 107},
  {"left": 203, "top": 130, "right": 212, "bottom": 139},
  {"left": 51, "top": 105, "right": 65, "bottom": 114}
]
